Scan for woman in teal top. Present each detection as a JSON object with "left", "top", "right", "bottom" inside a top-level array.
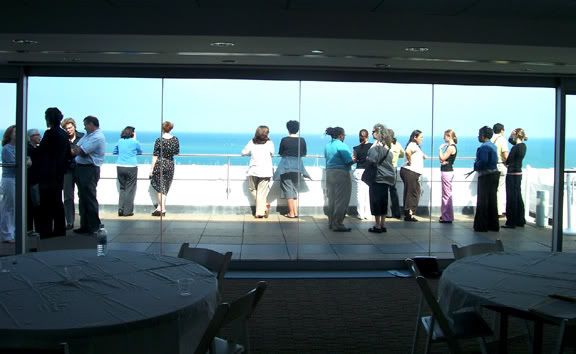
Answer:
[
  {"left": 113, "top": 126, "right": 142, "bottom": 216},
  {"left": 324, "top": 127, "right": 354, "bottom": 232}
]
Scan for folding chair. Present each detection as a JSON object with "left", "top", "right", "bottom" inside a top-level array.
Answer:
[
  {"left": 415, "top": 276, "right": 493, "bottom": 354},
  {"left": 195, "top": 281, "right": 268, "bottom": 354},
  {"left": 178, "top": 243, "right": 232, "bottom": 293},
  {"left": 405, "top": 257, "right": 441, "bottom": 354}
]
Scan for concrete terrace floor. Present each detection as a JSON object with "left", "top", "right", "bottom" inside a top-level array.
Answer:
[{"left": 2, "top": 210, "right": 559, "bottom": 261}]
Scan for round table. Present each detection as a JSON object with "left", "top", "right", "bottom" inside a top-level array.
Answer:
[
  {"left": 439, "top": 251, "right": 576, "bottom": 353},
  {"left": 0, "top": 250, "right": 219, "bottom": 354},
  {"left": 439, "top": 251, "right": 576, "bottom": 319}
]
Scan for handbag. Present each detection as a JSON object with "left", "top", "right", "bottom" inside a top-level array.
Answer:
[{"left": 361, "top": 147, "right": 389, "bottom": 186}]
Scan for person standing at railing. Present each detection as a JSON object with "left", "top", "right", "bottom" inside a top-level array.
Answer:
[
  {"left": 324, "top": 126, "right": 354, "bottom": 232},
  {"left": 150, "top": 121, "right": 179, "bottom": 217},
  {"left": 388, "top": 129, "right": 404, "bottom": 219},
  {"left": 502, "top": 128, "right": 528, "bottom": 229},
  {"left": 71, "top": 116, "right": 106, "bottom": 234},
  {"left": 276, "top": 120, "right": 309, "bottom": 219},
  {"left": 242, "top": 125, "right": 275, "bottom": 218},
  {"left": 491, "top": 123, "right": 509, "bottom": 217},
  {"left": 26, "top": 128, "right": 42, "bottom": 237},
  {"left": 400, "top": 130, "right": 426, "bottom": 222},
  {"left": 471, "top": 125, "right": 500, "bottom": 232},
  {"left": 36, "top": 108, "right": 71, "bottom": 239},
  {"left": 114, "top": 126, "right": 142, "bottom": 217},
  {"left": 0, "top": 125, "right": 16, "bottom": 243},
  {"left": 352, "top": 129, "right": 373, "bottom": 220},
  {"left": 61, "top": 117, "right": 84, "bottom": 230},
  {"left": 366, "top": 124, "right": 395, "bottom": 233},
  {"left": 438, "top": 129, "right": 458, "bottom": 224}
]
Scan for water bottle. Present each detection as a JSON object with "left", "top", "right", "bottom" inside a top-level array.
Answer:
[{"left": 96, "top": 224, "right": 108, "bottom": 256}]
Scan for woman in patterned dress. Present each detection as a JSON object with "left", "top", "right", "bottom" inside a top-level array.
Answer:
[{"left": 149, "top": 121, "right": 179, "bottom": 216}]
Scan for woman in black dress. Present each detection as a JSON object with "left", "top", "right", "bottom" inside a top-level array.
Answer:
[
  {"left": 149, "top": 121, "right": 179, "bottom": 216},
  {"left": 502, "top": 128, "right": 527, "bottom": 228}
]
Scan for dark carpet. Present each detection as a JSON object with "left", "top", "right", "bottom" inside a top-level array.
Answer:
[{"left": 222, "top": 278, "right": 561, "bottom": 354}]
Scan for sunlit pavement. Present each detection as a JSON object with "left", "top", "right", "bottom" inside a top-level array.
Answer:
[{"left": 3, "top": 211, "right": 558, "bottom": 260}]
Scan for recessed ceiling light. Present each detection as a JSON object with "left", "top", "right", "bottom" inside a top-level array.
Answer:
[
  {"left": 222, "top": 59, "right": 237, "bottom": 63},
  {"left": 491, "top": 60, "right": 511, "bottom": 64},
  {"left": 310, "top": 50, "right": 324, "bottom": 54},
  {"left": 64, "top": 57, "right": 80, "bottom": 62},
  {"left": 12, "top": 39, "right": 39, "bottom": 45},
  {"left": 375, "top": 64, "right": 390, "bottom": 68},
  {"left": 520, "top": 68, "right": 535, "bottom": 72},
  {"left": 210, "top": 42, "right": 235, "bottom": 48},
  {"left": 404, "top": 47, "right": 429, "bottom": 53}
]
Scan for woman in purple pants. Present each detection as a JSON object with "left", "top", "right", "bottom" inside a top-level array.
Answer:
[{"left": 438, "top": 129, "right": 458, "bottom": 223}]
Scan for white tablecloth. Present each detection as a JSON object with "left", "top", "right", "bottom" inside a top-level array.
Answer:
[
  {"left": 0, "top": 250, "right": 219, "bottom": 354},
  {"left": 439, "top": 251, "right": 576, "bottom": 321}
]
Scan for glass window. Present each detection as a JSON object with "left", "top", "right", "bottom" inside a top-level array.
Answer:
[{"left": 0, "top": 82, "right": 17, "bottom": 254}]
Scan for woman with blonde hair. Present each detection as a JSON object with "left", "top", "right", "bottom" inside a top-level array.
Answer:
[
  {"left": 438, "top": 129, "right": 458, "bottom": 223},
  {"left": 150, "top": 121, "right": 179, "bottom": 216},
  {"left": 242, "top": 125, "right": 275, "bottom": 218},
  {"left": 503, "top": 128, "right": 528, "bottom": 228}
]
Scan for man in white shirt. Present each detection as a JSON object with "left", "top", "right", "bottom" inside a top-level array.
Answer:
[
  {"left": 491, "top": 123, "right": 509, "bottom": 216},
  {"left": 71, "top": 116, "right": 106, "bottom": 234}
]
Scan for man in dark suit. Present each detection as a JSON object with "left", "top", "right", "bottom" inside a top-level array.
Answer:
[{"left": 37, "top": 107, "right": 71, "bottom": 238}]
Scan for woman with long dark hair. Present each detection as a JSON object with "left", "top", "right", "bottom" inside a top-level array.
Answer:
[
  {"left": 324, "top": 126, "right": 354, "bottom": 232},
  {"left": 114, "top": 126, "right": 142, "bottom": 217},
  {"left": 242, "top": 125, "right": 275, "bottom": 218},
  {"left": 400, "top": 130, "right": 425, "bottom": 222},
  {"left": 438, "top": 129, "right": 458, "bottom": 223},
  {"left": 503, "top": 128, "right": 528, "bottom": 228}
]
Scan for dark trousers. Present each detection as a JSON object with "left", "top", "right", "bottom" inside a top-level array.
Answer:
[
  {"left": 505, "top": 174, "right": 526, "bottom": 227},
  {"left": 76, "top": 164, "right": 101, "bottom": 232},
  {"left": 63, "top": 169, "right": 77, "bottom": 227},
  {"left": 369, "top": 183, "right": 390, "bottom": 216},
  {"left": 117, "top": 166, "right": 138, "bottom": 215},
  {"left": 37, "top": 182, "right": 66, "bottom": 236},
  {"left": 400, "top": 167, "right": 421, "bottom": 214},
  {"left": 474, "top": 172, "right": 500, "bottom": 232},
  {"left": 26, "top": 184, "right": 40, "bottom": 232},
  {"left": 389, "top": 182, "right": 401, "bottom": 218}
]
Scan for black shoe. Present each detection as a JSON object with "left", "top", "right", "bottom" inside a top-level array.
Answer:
[
  {"left": 439, "top": 220, "right": 453, "bottom": 224},
  {"left": 501, "top": 225, "right": 515, "bottom": 229},
  {"left": 151, "top": 210, "right": 165, "bottom": 217},
  {"left": 404, "top": 216, "right": 418, "bottom": 222},
  {"left": 368, "top": 227, "right": 382, "bottom": 233},
  {"left": 118, "top": 210, "right": 123, "bottom": 217},
  {"left": 333, "top": 226, "right": 351, "bottom": 232},
  {"left": 122, "top": 213, "right": 134, "bottom": 217},
  {"left": 73, "top": 228, "right": 90, "bottom": 234}
]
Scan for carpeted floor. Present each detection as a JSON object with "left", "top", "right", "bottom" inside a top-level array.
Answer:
[{"left": 222, "top": 277, "right": 561, "bottom": 354}]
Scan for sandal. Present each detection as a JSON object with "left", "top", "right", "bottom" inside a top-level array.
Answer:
[
  {"left": 284, "top": 214, "right": 298, "bottom": 219},
  {"left": 368, "top": 227, "right": 382, "bottom": 233}
]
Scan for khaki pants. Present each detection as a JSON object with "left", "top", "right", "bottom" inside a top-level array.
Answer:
[
  {"left": 326, "top": 169, "right": 352, "bottom": 228},
  {"left": 248, "top": 176, "right": 270, "bottom": 216}
]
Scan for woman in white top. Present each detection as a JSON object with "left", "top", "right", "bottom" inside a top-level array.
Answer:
[
  {"left": 400, "top": 130, "right": 425, "bottom": 222},
  {"left": 242, "top": 126, "right": 275, "bottom": 218}
]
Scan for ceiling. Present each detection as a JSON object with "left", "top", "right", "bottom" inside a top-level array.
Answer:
[{"left": 1, "top": 0, "right": 576, "bottom": 75}]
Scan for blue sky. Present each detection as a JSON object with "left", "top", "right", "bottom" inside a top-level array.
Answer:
[{"left": 1, "top": 77, "right": 563, "bottom": 138}]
